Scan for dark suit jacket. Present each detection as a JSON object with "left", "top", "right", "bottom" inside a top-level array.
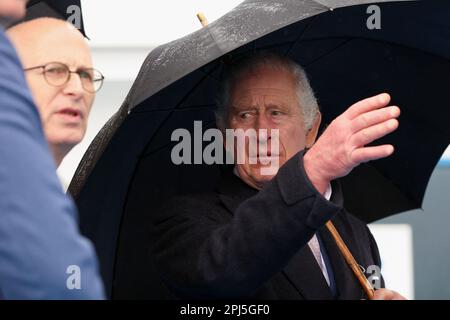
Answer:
[{"left": 150, "top": 152, "right": 383, "bottom": 299}]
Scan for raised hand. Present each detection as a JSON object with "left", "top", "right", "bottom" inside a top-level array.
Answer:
[{"left": 304, "top": 93, "right": 400, "bottom": 194}]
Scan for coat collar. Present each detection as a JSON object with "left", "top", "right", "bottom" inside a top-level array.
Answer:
[{"left": 217, "top": 167, "right": 259, "bottom": 213}]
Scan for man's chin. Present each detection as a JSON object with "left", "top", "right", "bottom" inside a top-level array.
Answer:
[
  {"left": 250, "top": 167, "right": 278, "bottom": 183},
  {"left": 48, "top": 133, "right": 83, "bottom": 150},
  {"left": 253, "top": 161, "right": 280, "bottom": 176},
  {"left": 235, "top": 165, "right": 277, "bottom": 190}
]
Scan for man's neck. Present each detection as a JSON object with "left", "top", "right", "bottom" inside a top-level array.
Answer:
[{"left": 50, "top": 144, "right": 71, "bottom": 168}]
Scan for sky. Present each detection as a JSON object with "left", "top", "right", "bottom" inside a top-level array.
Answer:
[{"left": 82, "top": 0, "right": 244, "bottom": 48}]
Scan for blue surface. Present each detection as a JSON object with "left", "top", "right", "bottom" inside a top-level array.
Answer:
[{"left": 0, "top": 27, "right": 104, "bottom": 299}]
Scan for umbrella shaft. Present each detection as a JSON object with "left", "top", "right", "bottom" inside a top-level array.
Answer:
[{"left": 325, "top": 221, "right": 375, "bottom": 299}]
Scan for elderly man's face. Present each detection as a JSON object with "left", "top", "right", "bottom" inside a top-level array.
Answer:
[
  {"left": 227, "top": 67, "right": 321, "bottom": 190},
  {"left": 0, "top": 0, "right": 27, "bottom": 20},
  {"left": 8, "top": 19, "right": 95, "bottom": 162}
]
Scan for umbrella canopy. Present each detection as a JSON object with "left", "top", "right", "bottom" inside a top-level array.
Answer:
[
  {"left": 69, "top": 0, "right": 450, "bottom": 298},
  {"left": 7, "top": 0, "right": 87, "bottom": 37}
]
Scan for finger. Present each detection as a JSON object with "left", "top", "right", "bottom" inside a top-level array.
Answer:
[
  {"left": 351, "top": 106, "right": 400, "bottom": 133},
  {"left": 391, "top": 291, "right": 408, "bottom": 300},
  {"left": 373, "top": 289, "right": 394, "bottom": 300},
  {"left": 351, "top": 119, "right": 398, "bottom": 147},
  {"left": 345, "top": 93, "right": 391, "bottom": 120},
  {"left": 351, "top": 145, "right": 394, "bottom": 164}
]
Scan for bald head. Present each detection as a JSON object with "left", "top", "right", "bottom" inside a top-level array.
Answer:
[
  {"left": 7, "top": 17, "right": 91, "bottom": 68},
  {"left": 7, "top": 18, "right": 96, "bottom": 166}
]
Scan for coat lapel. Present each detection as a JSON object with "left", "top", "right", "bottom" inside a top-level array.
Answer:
[
  {"left": 281, "top": 245, "right": 334, "bottom": 299},
  {"left": 318, "top": 181, "right": 367, "bottom": 300},
  {"left": 217, "top": 169, "right": 335, "bottom": 299}
]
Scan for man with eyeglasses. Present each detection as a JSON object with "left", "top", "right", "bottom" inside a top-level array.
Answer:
[
  {"left": 8, "top": 17, "right": 104, "bottom": 166},
  {"left": 0, "top": 1, "right": 104, "bottom": 299}
]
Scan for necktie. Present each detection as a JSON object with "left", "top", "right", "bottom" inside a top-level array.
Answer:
[{"left": 308, "top": 234, "right": 331, "bottom": 286}]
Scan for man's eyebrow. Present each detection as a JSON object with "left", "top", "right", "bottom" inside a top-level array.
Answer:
[
  {"left": 44, "top": 61, "right": 94, "bottom": 71},
  {"left": 55, "top": 61, "right": 93, "bottom": 71},
  {"left": 265, "top": 102, "right": 288, "bottom": 109},
  {"left": 76, "top": 65, "right": 94, "bottom": 70},
  {"left": 230, "top": 104, "right": 258, "bottom": 111}
]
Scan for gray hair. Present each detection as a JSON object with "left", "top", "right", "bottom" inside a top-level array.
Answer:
[{"left": 216, "top": 52, "right": 319, "bottom": 131}]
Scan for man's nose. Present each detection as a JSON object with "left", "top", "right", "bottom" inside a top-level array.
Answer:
[
  {"left": 255, "top": 114, "right": 273, "bottom": 139},
  {"left": 62, "top": 73, "right": 84, "bottom": 98}
]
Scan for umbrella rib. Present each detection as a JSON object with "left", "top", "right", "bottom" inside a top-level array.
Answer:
[
  {"left": 311, "top": 0, "right": 334, "bottom": 10},
  {"left": 140, "top": 119, "right": 217, "bottom": 158},
  {"left": 131, "top": 104, "right": 217, "bottom": 114},
  {"left": 304, "top": 38, "right": 353, "bottom": 67},
  {"left": 197, "top": 66, "right": 221, "bottom": 82},
  {"left": 251, "top": 40, "right": 305, "bottom": 53},
  {"left": 284, "top": 15, "right": 318, "bottom": 57},
  {"left": 138, "top": 64, "right": 222, "bottom": 158},
  {"left": 300, "top": 35, "right": 450, "bottom": 66},
  {"left": 252, "top": 37, "right": 258, "bottom": 55}
]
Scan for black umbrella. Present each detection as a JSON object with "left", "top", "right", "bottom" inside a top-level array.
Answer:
[
  {"left": 7, "top": 0, "right": 87, "bottom": 37},
  {"left": 69, "top": 0, "right": 450, "bottom": 298}
]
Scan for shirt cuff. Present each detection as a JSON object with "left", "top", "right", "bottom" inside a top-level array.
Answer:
[{"left": 323, "top": 183, "right": 332, "bottom": 201}]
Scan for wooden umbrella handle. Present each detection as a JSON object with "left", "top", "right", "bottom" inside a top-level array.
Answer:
[
  {"left": 196, "top": 12, "right": 209, "bottom": 27},
  {"left": 325, "top": 221, "right": 375, "bottom": 299}
]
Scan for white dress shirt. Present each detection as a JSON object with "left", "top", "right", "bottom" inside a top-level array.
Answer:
[{"left": 308, "top": 183, "right": 332, "bottom": 286}]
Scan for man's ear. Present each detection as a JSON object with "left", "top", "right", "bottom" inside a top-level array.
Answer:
[{"left": 305, "top": 112, "right": 322, "bottom": 148}]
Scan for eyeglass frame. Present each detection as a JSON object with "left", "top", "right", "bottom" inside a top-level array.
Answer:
[{"left": 24, "top": 61, "right": 105, "bottom": 93}]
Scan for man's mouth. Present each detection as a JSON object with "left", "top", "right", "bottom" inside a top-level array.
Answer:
[
  {"left": 56, "top": 108, "right": 83, "bottom": 122},
  {"left": 263, "top": 150, "right": 279, "bottom": 157},
  {"left": 247, "top": 152, "right": 281, "bottom": 165},
  {"left": 57, "top": 108, "right": 82, "bottom": 117}
]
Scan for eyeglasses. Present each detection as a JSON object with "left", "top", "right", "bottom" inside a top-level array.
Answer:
[{"left": 24, "top": 62, "right": 105, "bottom": 93}]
